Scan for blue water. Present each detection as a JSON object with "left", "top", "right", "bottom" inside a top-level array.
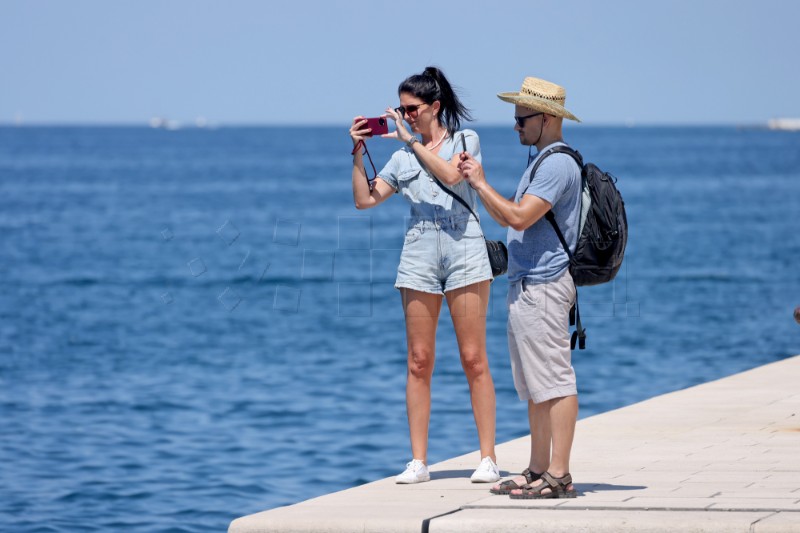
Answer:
[{"left": 1, "top": 125, "right": 798, "bottom": 532}]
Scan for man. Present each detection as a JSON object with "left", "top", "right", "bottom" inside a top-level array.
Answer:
[{"left": 458, "top": 76, "right": 581, "bottom": 499}]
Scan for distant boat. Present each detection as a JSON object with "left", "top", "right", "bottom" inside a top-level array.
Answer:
[
  {"left": 149, "top": 117, "right": 181, "bottom": 130},
  {"left": 767, "top": 118, "right": 800, "bottom": 131}
]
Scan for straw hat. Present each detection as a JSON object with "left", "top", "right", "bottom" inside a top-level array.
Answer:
[{"left": 497, "top": 77, "right": 580, "bottom": 122}]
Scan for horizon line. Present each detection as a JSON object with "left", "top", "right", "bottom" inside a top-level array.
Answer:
[{"left": 0, "top": 120, "right": 779, "bottom": 129}]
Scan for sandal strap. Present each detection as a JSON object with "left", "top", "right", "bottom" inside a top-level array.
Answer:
[
  {"left": 497, "top": 469, "right": 537, "bottom": 490},
  {"left": 541, "top": 471, "right": 573, "bottom": 490},
  {"left": 522, "top": 468, "right": 535, "bottom": 484},
  {"left": 525, "top": 469, "right": 544, "bottom": 483}
]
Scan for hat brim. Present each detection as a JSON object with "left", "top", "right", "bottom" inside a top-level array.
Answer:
[{"left": 497, "top": 92, "right": 580, "bottom": 122}]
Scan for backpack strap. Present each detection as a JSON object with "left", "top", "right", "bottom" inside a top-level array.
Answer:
[
  {"left": 527, "top": 145, "right": 587, "bottom": 350},
  {"left": 527, "top": 145, "right": 583, "bottom": 262},
  {"left": 526, "top": 144, "right": 583, "bottom": 259},
  {"left": 527, "top": 145, "right": 583, "bottom": 188}
]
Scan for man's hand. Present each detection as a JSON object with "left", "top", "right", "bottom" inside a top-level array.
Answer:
[{"left": 457, "top": 152, "right": 487, "bottom": 190}]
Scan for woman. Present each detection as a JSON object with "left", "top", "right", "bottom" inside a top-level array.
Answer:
[{"left": 348, "top": 66, "right": 499, "bottom": 484}]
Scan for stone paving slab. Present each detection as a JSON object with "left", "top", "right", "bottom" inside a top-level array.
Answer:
[
  {"left": 229, "top": 355, "right": 800, "bottom": 532},
  {"left": 427, "top": 509, "right": 779, "bottom": 533}
]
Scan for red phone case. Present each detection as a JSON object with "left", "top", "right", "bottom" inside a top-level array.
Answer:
[{"left": 365, "top": 117, "right": 388, "bottom": 137}]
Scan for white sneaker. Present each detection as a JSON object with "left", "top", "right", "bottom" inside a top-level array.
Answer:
[
  {"left": 395, "top": 459, "right": 430, "bottom": 484},
  {"left": 470, "top": 456, "right": 500, "bottom": 483}
]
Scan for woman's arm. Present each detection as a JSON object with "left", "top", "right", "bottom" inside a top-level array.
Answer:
[
  {"left": 381, "top": 108, "right": 467, "bottom": 186},
  {"left": 352, "top": 173, "right": 395, "bottom": 210},
  {"left": 350, "top": 116, "right": 395, "bottom": 210},
  {"left": 408, "top": 137, "right": 464, "bottom": 186}
]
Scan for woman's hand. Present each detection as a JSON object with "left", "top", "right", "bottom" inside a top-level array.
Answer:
[
  {"left": 349, "top": 116, "right": 372, "bottom": 147},
  {"left": 381, "top": 107, "right": 413, "bottom": 144}
]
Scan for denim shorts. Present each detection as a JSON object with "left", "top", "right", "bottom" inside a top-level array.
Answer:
[{"left": 395, "top": 213, "right": 493, "bottom": 294}]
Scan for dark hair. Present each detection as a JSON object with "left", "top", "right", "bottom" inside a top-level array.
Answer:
[{"left": 398, "top": 66, "right": 473, "bottom": 136}]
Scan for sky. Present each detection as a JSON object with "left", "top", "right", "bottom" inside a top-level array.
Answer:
[{"left": 1, "top": 0, "right": 799, "bottom": 126}]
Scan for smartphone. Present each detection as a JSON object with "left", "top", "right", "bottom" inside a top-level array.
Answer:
[{"left": 364, "top": 116, "right": 388, "bottom": 137}]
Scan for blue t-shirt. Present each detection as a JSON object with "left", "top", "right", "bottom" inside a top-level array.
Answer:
[{"left": 507, "top": 142, "right": 582, "bottom": 283}]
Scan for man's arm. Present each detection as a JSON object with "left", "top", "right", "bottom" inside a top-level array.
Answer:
[{"left": 458, "top": 153, "right": 551, "bottom": 231}]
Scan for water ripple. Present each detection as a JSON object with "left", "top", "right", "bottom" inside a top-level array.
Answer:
[{"left": 1, "top": 126, "right": 798, "bottom": 532}]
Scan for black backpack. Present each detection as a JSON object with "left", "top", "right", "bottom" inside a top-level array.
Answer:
[{"left": 528, "top": 145, "right": 628, "bottom": 349}]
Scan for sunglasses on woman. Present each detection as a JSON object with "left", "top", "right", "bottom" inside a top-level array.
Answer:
[{"left": 395, "top": 103, "right": 428, "bottom": 118}]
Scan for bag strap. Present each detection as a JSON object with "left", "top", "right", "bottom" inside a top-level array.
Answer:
[
  {"left": 528, "top": 144, "right": 587, "bottom": 350},
  {"left": 431, "top": 174, "right": 480, "bottom": 223},
  {"left": 429, "top": 173, "right": 492, "bottom": 241},
  {"left": 413, "top": 139, "right": 484, "bottom": 235}
]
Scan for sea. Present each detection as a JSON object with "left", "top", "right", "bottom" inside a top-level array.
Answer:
[{"left": 1, "top": 125, "right": 798, "bottom": 532}]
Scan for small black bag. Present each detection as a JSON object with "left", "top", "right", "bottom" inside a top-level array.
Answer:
[{"left": 484, "top": 238, "right": 509, "bottom": 278}]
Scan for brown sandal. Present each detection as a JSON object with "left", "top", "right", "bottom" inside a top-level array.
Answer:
[
  {"left": 489, "top": 468, "right": 541, "bottom": 495},
  {"left": 508, "top": 471, "right": 577, "bottom": 499}
]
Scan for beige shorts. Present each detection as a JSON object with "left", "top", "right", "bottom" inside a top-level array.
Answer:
[{"left": 507, "top": 270, "right": 577, "bottom": 403}]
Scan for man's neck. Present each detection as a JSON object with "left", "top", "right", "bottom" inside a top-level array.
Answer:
[{"left": 535, "top": 133, "right": 564, "bottom": 152}]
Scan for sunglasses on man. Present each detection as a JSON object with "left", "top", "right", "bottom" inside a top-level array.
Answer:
[{"left": 514, "top": 112, "right": 543, "bottom": 128}]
